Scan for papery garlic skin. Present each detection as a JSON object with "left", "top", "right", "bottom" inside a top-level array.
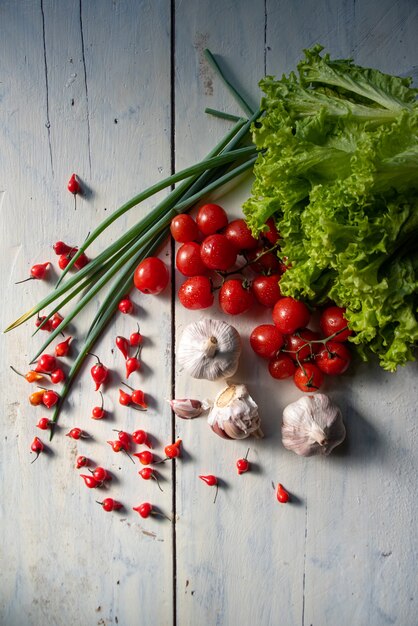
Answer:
[
  {"left": 208, "top": 384, "right": 263, "bottom": 439},
  {"left": 177, "top": 319, "right": 241, "bottom": 381},
  {"left": 169, "top": 398, "right": 211, "bottom": 419},
  {"left": 282, "top": 394, "right": 345, "bottom": 456}
]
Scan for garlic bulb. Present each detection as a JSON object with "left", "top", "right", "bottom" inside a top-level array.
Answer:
[
  {"left": 177, "top": 319, "right": 241, "bottom": 381},
  {"left": 169, "top": 398, "right": 211, "bottom": 419},
  {"left": 282, "top": 394, "right": 345, "bottom": 456},
  {"left": 207, "top": 383, "right": 263, "bottom": 439}
]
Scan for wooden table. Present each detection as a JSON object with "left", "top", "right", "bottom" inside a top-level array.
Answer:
[{"left": 1, "top": 2, "right": 417, "bottom": 625}]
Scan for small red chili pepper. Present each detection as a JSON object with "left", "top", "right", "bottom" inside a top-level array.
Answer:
[
  {"left": 132, "top": 503, "right": 170, "bottom": 520},
  {"left": 199, "top": 474, "right": 219, "bottom": 503},
  {"left": 16, "top": 262, "right": 50, "bottom": 284},
  {"left": 36, "top": 417, "right": 51, "bottom": 430},
  {"left": 76, "top": 455, "right": 89, "bottom": 469},
  {"left": 125, "top": 357, "right": 140, "bottom": 379},
  {"left": 97, "top": 498, "right": 123, "bottom": 512},
  {"left": 53, "top": 241, "right": 73, "bottom": 255},
  {"left": 10, "top": 366, "right": 44, "bottom": 384},
  {"left": 118, "top": 297, "right": 134, "bottom": 314},
  {"left": 29, "top": 390, "right": 45, "bottom": 406},
  {"left": 80, "top": 474, "right": 99, "bottom": 489},
  {"left": 46, "top": 368, "right": 65, "bottom": 384},
  {"left": 118, "top": 389, "right": 132, "bottom": 406},
  {"left": 50, "top": 312, "right": 64, "bottom": 330},
  {"left": 41, "top": 389, "right": 60, "bottom": 409},
  {"left": 35, "top": 315, "right": 52, "bottom": 332},
  {"left": 35, "top": 354, "right": 57, "bottom": 373},
  {"left": 163, "top": 439, "right": 182, "bottom": 460},
  {"left": 114, "top": 430, "right": 131, "bottom": 451},
  {"left": 30, "top": 437, "right": 44, "bottom": 463},
  {"left": 134, "top": 450, "right": 154, "bottom": 466},
  {"left": 107, "top": 440, "right": 135, "bottom": 463},
  {"left": 74, "top": 252, "right": 89, "bottom": 270},
  {"left": 55, "top": 336, "right": 72, "bottom": 357},
  {"left": 89, "top": 353, "right": 109, "bottom": 391},
  {"left": 116, "top": 336, "right": 130, "bottom": 360},
  {"left": 139, "top": 468, "right": 163, "bottom": 491},
  {"left": 122, "top": 383, "right": 147, "bottom": 409},
  {"left": 91, "top": 391, "right": 105, "bottom": 419},
  {"left": 275, "top": 483, "right": 290, "bottom": 504},
  {"left": 90, "top": 466, "right": 112, "bottom": 484},
  {"left": 132, "top": 429, "right": 152, "bottom": 448},
  {"left": 236, "top": 448, "right": 250, "bottom": 475},
  {"left": 67, "top": 173, "right": 81, "bottom": 195},
  {"left": 129, "top": 325, "right": 143, "bottom": 347},
  {"left": 58, "top": 254, "right": 71, "bottom": 270},
  {"left": 66, "top": 427, "right": 89, "bottom": 440}
]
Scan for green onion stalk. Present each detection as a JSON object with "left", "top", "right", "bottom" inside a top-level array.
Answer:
[{"left": 5, "top": 50, "right": 261, "bottom": 439}]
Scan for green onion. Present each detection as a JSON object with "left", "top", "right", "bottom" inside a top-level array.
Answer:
[{"left": 5, "top": 50, "right": 261, "bottom": 437}]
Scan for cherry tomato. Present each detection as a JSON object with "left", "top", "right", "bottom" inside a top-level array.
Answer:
[
  {"left": 170, "top": 214, "right": 199, "bottom": 243},
  {"left": 252, "top": 274, "right": 282, "bottom": 307},
  {"left": 224, "top": 219, "right": 258, "bottom": 251},
  {"left": 134, "top": 257, "right": 169, "bottom": 295},
  {"left": 268, "top": 354, "right": 296, "bottom": 379},
  {"left": 176, "top": 242, "right": 208, "bottom": 276},
  {"left": 219, "top": 279, "right": 254, "bottom": 315},
  {"left": 316, "top": 341, "right": 351, "bottom": 375},
  {"left": 293, "top": 363, "right": 324, "bottom": 392},
  {"left": 285, "top": 329, "right": 321, "bottom": 362},
  {"left": 250, "top": 324, "right": 284, "bottom": 359},
  {"left": 262, "top": 217, "right": 280, "bottom": 245},
  {"left": 200, "top": 234, "right": 237, "bottom": 271},
  {"left": 248, "top": 248, "right": 282, "bottom": 274},
  {"left": 320, "top": 306, "right": 353, "bottom": 342},
  {"left": 196, "top": 203, "right": 228, "bottom": 235},
  {"left": 178, "top": 276, "right": 214, "bottom": 310},
  {"left": 272, "top": 297, "right": 310, "bottom": 335}
]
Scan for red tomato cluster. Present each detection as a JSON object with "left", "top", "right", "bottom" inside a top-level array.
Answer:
[
  {"left": 251, "top": 303, "right": 353, "bottom": 392},
  {"left": 170, "top": 204, "right": 285, "bottom": 313}
]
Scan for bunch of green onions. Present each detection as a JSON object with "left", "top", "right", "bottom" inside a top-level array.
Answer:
[{"left": 5, "top": 50, "right": 261, "bottom": 439}]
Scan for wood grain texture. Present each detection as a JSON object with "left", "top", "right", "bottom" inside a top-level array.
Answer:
[{"left": 1, "top": 1, "right": 417, "bottom": 625}]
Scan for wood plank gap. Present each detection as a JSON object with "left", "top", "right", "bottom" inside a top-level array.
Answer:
[
  {"left": 40, "top": 0, "right": 54, "bottom": 176},
  {"left": 78, "top": 0, "right": 92, "bottom": 176},
  {"left": 263, "top": 0, "right": 267, "bottom": 76},
  {"left": 170, "top": 2, "right": 177, "bottom": 626},
  {"left": 301, "top": 498, "right": 308, "bottom": 626}
]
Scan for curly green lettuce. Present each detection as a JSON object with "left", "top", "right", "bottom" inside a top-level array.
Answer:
[{"left": 243, "top": 45, "right": 418, "bottom": 370}]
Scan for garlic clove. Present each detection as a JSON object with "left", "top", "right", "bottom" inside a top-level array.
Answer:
[
  {"left": 207, "top": 383, "right": 263, "bottom": 440},
  {"left": 281, "top": 394, "right": 345, "bottom": 456},
  {"left": 169, "top": 398, "right": 211, "bottom": 419},
  {"left": 177, "top": 319, "right": 241, "bottom": 381}
]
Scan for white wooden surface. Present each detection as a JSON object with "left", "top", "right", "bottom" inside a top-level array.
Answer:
[{"left": 1, "top": 1, "right": 417, "bottom": 625}]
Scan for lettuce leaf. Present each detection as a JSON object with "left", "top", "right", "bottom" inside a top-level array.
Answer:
[{"left": 243, "top": 46, "right": 418, "bottom": 370}]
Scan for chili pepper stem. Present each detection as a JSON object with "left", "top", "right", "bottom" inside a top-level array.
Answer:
[
  {"left": 213, "top": 484, "right": 219, "bottom": 504},
  {"left": 123, "top": 449, "right": 135, "bottom": 464}
]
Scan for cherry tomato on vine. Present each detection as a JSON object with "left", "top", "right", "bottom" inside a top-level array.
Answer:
[
  {"left": 134, "top": 257, "right": 169, "bottom": 295},
  {"left": 316, "top": 341, "right": 351, "bottom": 375},
  {"left": 247, "top": 248, "right": 282, "bottom": 274},
  {"left": 252, "top": 274, "right": 282, "bottom": 308},
  {"left": 268, "top": 354, "right": 296, "bottom": 379},
  {"left": 262, "top": 217, "right": 280, "bottom": 245},
  {"left": 176, "top": 242, "right": 208, "bottom": 276},
  {"left": 319, "top": 306, "right": 353, "bottom": 342},
  {"left": 293, "top": 363, "right": 324, "bottom": 392},
  {"left": 272, "top": 297, "right": 311, "bottom": 335},
  {"left": 224, "top": 219, "right": 258, "bottom": 251},
  {"left": 196, "top": 203, "right": 228, "bottom": 236},
  {"left": 219, "top": 279, "right": 254, "bottom": 315},
  {"left": 178, "top": 275, "right": 214, "bottom": 310},
  {"left": 250, "top": 324, "right": 284, "bottom": 359},
  {"left": 200, "top": 234, "right": 237, "bottom": 271},
  {"left": 170, "top": 214, "right": 199, "bottom": 243},
  {"left": 285, "top": 329, "right": 321, "bottom": 362}
]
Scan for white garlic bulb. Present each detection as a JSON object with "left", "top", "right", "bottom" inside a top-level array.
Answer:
[
  {"left": 207, "top": 383, "right": 263, "bottom": 439},
  {"left": 176, "top": 319, "right": 241, "bottom": 381},
  {"left": 282, "top": 394, "right": 345, "bottom": 456}
]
